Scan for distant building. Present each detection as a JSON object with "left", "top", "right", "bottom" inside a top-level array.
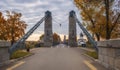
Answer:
[{"left": 63, "top": 35, "right": 66, "bottom": 43}]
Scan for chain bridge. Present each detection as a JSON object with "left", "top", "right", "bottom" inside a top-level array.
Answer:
[{"left": 9, "top": 10, "right": 98, "bottom": 54}]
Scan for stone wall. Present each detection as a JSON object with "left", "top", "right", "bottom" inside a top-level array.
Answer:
[
  {"left": 97, "top": 39, "right": 120, "bottom": 70},
  {"left": 0, "top": 41, "right": 10, "bottom": 65}
]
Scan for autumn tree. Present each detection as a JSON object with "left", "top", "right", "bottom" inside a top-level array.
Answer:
[
  {"left": 39, "top": 34, "right": 44, "bottom": 41},
  {"left": 53, "top": 33, "right": 61, "bottom": 45},
  {"left": 103, "top": 0, "right": 120, "bottom": 39},
  {"left": 0, "top": 12, "right": 7, "bottom": 40},
  {"left": 0, "top": 11, "right": 27, "bottom": 45},
  {"left": 74, "top": 0, "right": 104, "bottom": 41},
  {"left": 74, "top": 0, "right": 120, "bottom": 40}
]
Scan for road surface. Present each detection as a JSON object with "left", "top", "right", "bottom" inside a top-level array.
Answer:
[{"left": 2, "top": 44, "right": 107, "bottom": 70}]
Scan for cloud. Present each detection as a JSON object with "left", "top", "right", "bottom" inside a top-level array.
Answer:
[
  {"left": 15, "top": 0, "right": 36, "bottom": 3},
  {"left": 0, "top": 0, "right": 83, "bottom": 41}
]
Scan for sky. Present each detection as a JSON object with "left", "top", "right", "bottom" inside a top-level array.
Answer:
[
  {"left": 113, "top": 0, "right": 120, "bottom": 14},
  {"left": 0, "top": 0, "right": 83, "bottom": 41}
]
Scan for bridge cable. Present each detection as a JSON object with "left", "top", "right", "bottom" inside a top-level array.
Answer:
[{"left": 53, "top": 18, "right": 68, "bottom": 25}]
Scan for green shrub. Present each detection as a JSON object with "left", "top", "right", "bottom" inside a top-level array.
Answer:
[
  {"left": 10, "top": 50, "right": 30, "bottom": 59},
  {"left": 86, "top": 51, "right": 98, "bottom": 59},
  {"left": 86, "top": 41, "right": 93, "bottom": 48}
]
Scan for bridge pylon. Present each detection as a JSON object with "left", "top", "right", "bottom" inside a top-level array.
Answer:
[
  {"left": 44, "top": 11, "right": 53, "bottom": 47},
  {"left": 68, "top": 10, "right": 77, "bottom": 47}
]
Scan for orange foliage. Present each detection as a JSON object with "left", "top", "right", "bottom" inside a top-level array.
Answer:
[{"left": 0, "top": 11, "right": 27, "bottom": 44}]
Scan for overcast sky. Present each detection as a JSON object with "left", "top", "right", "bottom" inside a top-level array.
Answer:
[{"left": 0, "top": 0, "right": 83, "bottom": 41}]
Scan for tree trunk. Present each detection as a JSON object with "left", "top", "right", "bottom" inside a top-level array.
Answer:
[
  {"left": 11, "top": 37, "right": 15, "bottom": 46},
  {"left": 95, "top": 33, "right": 100, "bottom": 41},
  {"left": 11, "top": 29, "right": 15, "bottom": 46},
  {"left": 11, "top": 21, "right": 15, "bottom": 46},
  {"left": 104, "top": 0, "right": 110, "bottom": 40}
]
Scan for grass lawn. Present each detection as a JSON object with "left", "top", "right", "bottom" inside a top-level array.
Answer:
[
  {"left": 10, "top": 50, "right": 30, "bottom": 59},
  {"left": 86, "top": 51, "right": 98, "bottom": 59}
]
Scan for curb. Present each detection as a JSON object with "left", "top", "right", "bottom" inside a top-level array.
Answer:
[
  {"left": 80, "top": 47, "right": 98, "bottom": 61},
  {"left": 0, "top": 53, "right": 34, "bottom": 67},
  {"left": 10, "top": 53, "right": 34, "bottom": 63},
  {"left": 82, "top": 53, "right": 98, "bottom": 61},
  {"left": 80, "top": 47, "right": 95, "bottom": 52}
]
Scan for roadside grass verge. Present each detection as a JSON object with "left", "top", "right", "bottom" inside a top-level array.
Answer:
[
  {"left": 10, "top": 50, "right": 30, "bottom": 59},
  {"left": 86, "top": 51, "right": 98, "bottom": 59}
]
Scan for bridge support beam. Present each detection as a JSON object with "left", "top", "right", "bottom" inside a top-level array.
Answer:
[
  {"left": 44, "top": 11, "right": 53, "bottom": 47},
  {"left": 68, "top": 11, "right": 77, "bottom": 47}
]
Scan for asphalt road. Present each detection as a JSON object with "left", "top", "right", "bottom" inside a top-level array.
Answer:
[{"left": 3, "top": 44, "right": 107, "bottom": 70}]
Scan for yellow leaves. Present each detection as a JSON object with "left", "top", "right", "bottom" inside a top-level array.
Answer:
[
  {"left": 74, "top": 0, "right": 83, "bottom": 3},
  {"left": 53, "top": 33, "right": 60, "bottom": 42},
  {"left": 74, "top": 0, "right": 120, "bottom": 40},
  {"left": 74, "top": 0, "right": 107, "bottom": 40},
  {"left": 0, "top": 12, "right": 5, "bottom": 23},
  {"left": 0, "top": 11, "right": 27, "bottom": 41},
  {"left": 81, "top": 12, "right": 88, "bottom": 21},
  {"left": 0, "top": 12, "right": 7, "bottom": 40}
]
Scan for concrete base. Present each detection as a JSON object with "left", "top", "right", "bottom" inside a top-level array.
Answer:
[
  {"left": 0, "top": 46, "right": 10, "bottom": 65},
  {"left": 97, "top": 39, "right": 120, "bottom": 70},
  {"left": 0, "top": 41, "right": 10, "bottom": 66}
]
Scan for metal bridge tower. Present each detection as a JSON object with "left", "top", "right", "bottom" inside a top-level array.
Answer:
[{"left": 44, "top": 11, "right": 53, "bottom": 47}]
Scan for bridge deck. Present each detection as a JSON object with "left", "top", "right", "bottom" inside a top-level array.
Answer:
[{"left": 2, "top": 45, "right": 106, "bottom": 70}]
